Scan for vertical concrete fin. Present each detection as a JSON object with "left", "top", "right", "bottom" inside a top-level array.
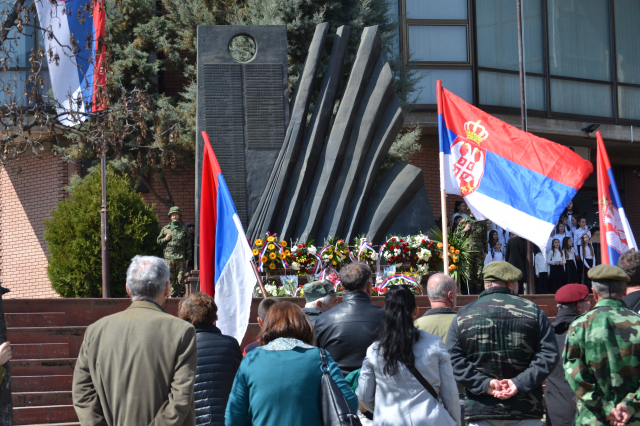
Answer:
[
  {"left": 296, "top": 26, "right": 383, "bottom": 242},
  {"left": 277, "top": 25, "right": 351, "bottom": 241}
]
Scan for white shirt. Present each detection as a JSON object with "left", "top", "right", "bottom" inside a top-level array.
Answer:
[
  {"left": 581, "top": 244, "right": 596, "bottom": 269},
  {"left": 574, "top": 227, "right": 591, "bottom": 249},
  {"left": 547, "top": 233, "right": 572, "bottom": 252},
  {"left": 547, "top": 249, "right": 565, "bottom": 265},
  {"left": 484, "top": 250, "right": 505, "bottom": 266},
  {"left": 535, "top": 252, "right": 549, "bottom": 275}
]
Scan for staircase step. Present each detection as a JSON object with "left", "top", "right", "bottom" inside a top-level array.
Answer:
[
  {"left": 12, "top": 343, "right": 70, "bottom": 360},
  {"left": 13, "top": 391, "right": 73, "bottom": 407},
  {"left": 13, "top": 405, "right": 78, "bottom": 425},
  {"left": 7, "top": 327, "right": 86, "bottom": 358},
  {"left": 12, "top": 375, "right": 73, "bottom": 392},
  {"left": 10, "top": 358, "right": 76, "bottom": 376},
  {"left": 5, "top": 313, "right": 67, "bottom": 328}
]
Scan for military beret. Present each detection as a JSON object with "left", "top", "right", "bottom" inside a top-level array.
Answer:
[
  {"left": 555, "top": 283, "right": 589, "bottom": 304},
  {"left": 588, "top": 264, "right": 630, "bottom": 282},
  {"left": 303, "top": 280, "right": 337, "bottom": 302},
  {"left": 483, "top": 261, "right": 523, "bottom": 283}
]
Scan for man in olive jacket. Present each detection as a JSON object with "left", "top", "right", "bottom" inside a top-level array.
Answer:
[{"left": 72, "top": 255, "right": 197, "bottom": 426}]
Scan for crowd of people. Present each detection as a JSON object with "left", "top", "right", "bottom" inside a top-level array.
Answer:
[
  {"left": 452, "top": 200, "right": 597, "bottom": 295},
  {"left": 66, "top": 249, "right": 640, "bottom": 426}
]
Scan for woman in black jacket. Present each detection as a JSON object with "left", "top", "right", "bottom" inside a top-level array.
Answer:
[{"left": 179, "top": 292, "right": 242, "bottom": 425}]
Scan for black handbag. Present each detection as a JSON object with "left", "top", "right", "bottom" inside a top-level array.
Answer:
[{"left": 318, "top": 348, "right": 362, "bottom": 426}]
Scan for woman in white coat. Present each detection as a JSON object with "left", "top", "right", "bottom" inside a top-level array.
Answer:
[{"left": 357, "top": 286, "right": 461, "bottom": 426}]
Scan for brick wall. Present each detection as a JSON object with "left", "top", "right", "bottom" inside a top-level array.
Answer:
[
  {"left": 0, "top": 153, "right": 66, "bottom": 298},
  {"left": 141, "top": 168, "right": 195, "bottom": 228},
  {"left": 410, "top": 144, "right": 463, "bottom": 227}
]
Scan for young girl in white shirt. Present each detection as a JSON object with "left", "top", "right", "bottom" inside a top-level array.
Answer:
[
  {"left": 580, "top": 232, "right": 596, "bottom": 288},
  {"left": 534, "top": 245, "right": 549, "bottom": 294},
  {"left": 547, "top": 238, "right": 565, "bottom": 293},
  {"left": 563, "top": 236, "right": 578, "bottom": 283},
  {"left": 484, "top": 241, "right": 505, "bottom": 266}
]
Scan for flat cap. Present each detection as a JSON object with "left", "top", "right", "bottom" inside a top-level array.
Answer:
[
  {"left": 556, "top": 283, "right": 589, "bottom": 304},
  {"left": 303, "top": 280, "right": 336, "bottom": 302},
  {"left": 483, "top": 261, "right": 523, "bottom": 283},
  {"left": 588, "top": 264, "right": 630, "bottom": 282}
]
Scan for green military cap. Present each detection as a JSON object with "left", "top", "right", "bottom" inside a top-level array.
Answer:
[
  {"left": 483, "top": 261, "right": 522, "bottom": 283},
  {"left": 303, "top": 280, "right": 337, "bottom": 302},
  {"left": 588, "top": 264, "right": 630, "bottom": 282},
  {"left": 168, "top": 206, "right": 182, "bottom": 216}
]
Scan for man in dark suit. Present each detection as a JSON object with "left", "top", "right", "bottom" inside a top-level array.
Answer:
[{"left": 505, "top": 233, "right": 528, "bottom": 292}]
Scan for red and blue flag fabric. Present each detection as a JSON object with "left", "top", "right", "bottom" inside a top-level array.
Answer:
[
  {"left": 597, "top": 131, "right": 637, "bottom": 264},
  {"left": 437, "top": 80, "right": 593, "bottom": 252},
  {"left": 35, "top": 0, "right": 106, "bottom": 124},
  {"left": 200, "top": 131, "right": 256, "bottom": 342}
]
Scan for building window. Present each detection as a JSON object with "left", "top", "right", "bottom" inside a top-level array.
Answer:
[
  {"left": 400, "top": 0, "right": 473, "bottom": 105},
  {"left": 397, "top": 0, "right": 640, "bottom": 124}
]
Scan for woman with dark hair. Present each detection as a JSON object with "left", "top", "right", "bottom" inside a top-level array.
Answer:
[
  {"left": 563, "top": 236, "right": 579, "bottom": 283},
  {"left": 562, "top": 200, "right": 580, "bottom": 228},
  {"left": 179, "top": 292, "right": 242, "bottom": 426},
  {"left": 547, "top": 238, "right": 565, "bottom": 293},
  {"left": 488, "top": 230, "right": 500, "bottom": 252},
  {"left": 451, "top": 201, "right": 468, "bottom": 226},
  {"left": 225, "top": 302, "right": 357, "bottom": 426},
  {"left": 357, "top": 286, "right": 460, "bottom": 425},
  {"left": 580, "top": 232, "right": 596, "bottom": 287}
]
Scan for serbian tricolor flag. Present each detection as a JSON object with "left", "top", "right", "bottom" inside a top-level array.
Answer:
[
  {"left": 596, "top": 131, "right": 637, "bottom": 264},
  {"left": 200, "top": 131, "right": 256, "bottom": 342},
  {"left": 437, "top": 80, "right": 593, "bottom": 252},
  {"left": 35, "top": 0, "right": 106, "bottom": 125}
]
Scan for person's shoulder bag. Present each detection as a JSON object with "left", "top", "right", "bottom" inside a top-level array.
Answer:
[{"left": 318, "top": 348, "right": 362, "bottom": 426}]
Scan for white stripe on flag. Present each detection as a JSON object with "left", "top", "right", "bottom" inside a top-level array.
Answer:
[
  {"left": 214, "top": 214, "right": 256, "bottom": 343},
  {"left": 465, "top": 191, "right": 554, "bottom": 255},
  {"left": 619, "top": 207, "right": 638, "bottom": 251},
  {"left": 442, "top": 153, "right": 462, "bottom": 195}
]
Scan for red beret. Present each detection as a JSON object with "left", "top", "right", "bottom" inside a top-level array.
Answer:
[{"left": 555, "top": 284, "right": 590, "bottom": 304}]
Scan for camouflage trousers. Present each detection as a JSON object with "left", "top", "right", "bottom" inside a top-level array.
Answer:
[
  {"left": 166, "top": 258, "right": 185, "bottom": 297},
  {"left": 467, "top": 253, "right": 484, "bottom": 294}
]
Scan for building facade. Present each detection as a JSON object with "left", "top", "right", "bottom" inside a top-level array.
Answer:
[{"left": 2, "top": 0, "right": 639, "bottom": 297}]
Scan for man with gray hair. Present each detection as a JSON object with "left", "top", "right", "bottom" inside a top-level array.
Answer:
[
  {"left": 72, "top": 255, "right": 197, "bottom": 426},
  {"left": 415, "top": 273, "right": 458, "bottom": 342}
]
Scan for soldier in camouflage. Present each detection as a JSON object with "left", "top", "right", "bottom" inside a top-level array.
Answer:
[
  {"left": 564, "top": 264, "right": 640, "bottom": 426},
  {"left": 459, "top": 214, "right": 488, "bottom": 294},
  {"left": 445, "top": 261, "right": 558, "bottom": 426},
  {"left": 157, "top": 206, "right": 192, "bottom": 297}
]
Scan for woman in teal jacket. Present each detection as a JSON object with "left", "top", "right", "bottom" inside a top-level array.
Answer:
[{"left": 225, "top": 302, "right": 358, "bottom": 426}]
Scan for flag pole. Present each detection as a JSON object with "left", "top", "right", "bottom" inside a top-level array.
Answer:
[
  {"left": 437, "top": 80, "right": 450, "bottom": 276},
  {"left": 517, "top": 0, "right": 535, "bottom": 293},
  {"left": 251, "top": 260, "right": 268, "bottom": 299}
]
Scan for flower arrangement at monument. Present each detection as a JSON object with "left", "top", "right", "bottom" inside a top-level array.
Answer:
[
  {"left": 353, "top": 236, "right": 378, "bottom": 269},
  {"left": 320, "top": 238, "right": 350, "bottom": 270},
  {"left": 289, "top": 242, "right": 321, "bottom": 276},
  {"left": 431, "top": 227, "right": 471, "bottom": 285},
  {"left": 252, "top": 233, "right": 290, "bottom": 272},
  {"left": 372, "top": 273, "right": 422, "bottom": 296},
  {"left": 380, "top": 236, "right": 411, "bottom": 266},
  {"left": 408, "top": 234, "right": 434, "bottom": 275}
]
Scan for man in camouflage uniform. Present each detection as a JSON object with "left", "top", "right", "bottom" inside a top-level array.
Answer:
[
  {"left": 459, "top": 214, "right": 488, "bottom": 294},
  {"left": 446, "top": 261, "right": 558, "bottom": 426},
  {"left": 564, "top": 264, "right": 640, "bottom": 426},
  {"left": 157, "top": 206, "right": 192, "bottom": 297}
]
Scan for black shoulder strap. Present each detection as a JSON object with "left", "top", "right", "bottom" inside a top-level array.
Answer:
[{"left": 407, "top": 364, "right": 438, "bottom": 401}]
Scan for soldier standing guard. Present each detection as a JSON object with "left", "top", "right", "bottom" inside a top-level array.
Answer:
[
  {"left": 459, "top": 213, "right": 487, "bottom": 294},
  {"left": 563, "top": 264, "right": 640, "bottom": 426},
  {"left": 157, "top": 206, "right": 192, "bottom": 297}
]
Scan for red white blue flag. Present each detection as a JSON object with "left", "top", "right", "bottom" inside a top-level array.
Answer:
[
  {"left": 597, "top": 131, "right": 637, "bottom": 265},
  {"left": 35, "top": 0, "right": 106, "bottom": 124},
  {"left": 437, "top": 80, "right": 593, "bottom": 252},
  {"left": 200, "top": 131, "right": 255, "bottom": 342}
]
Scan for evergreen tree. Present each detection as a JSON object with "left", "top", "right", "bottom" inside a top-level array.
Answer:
[{"left": 44, "top": 167, "right": 161, "bottom": 298}]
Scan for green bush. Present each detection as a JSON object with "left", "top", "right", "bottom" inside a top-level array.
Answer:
[{"left": 45, "top": 166, "right": 161, "bottom": 297}]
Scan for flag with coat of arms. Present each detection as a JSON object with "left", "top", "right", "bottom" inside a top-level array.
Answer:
[
  {"left": 596, "top": 130, "right": 637, "bottom": 264},
  {"left": 437, "top": 80, "right": 593, "bottom": 253}
]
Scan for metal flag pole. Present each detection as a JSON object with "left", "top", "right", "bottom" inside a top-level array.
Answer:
[{"left": 517, "top": 0, "right": 535, "bottom": 293}]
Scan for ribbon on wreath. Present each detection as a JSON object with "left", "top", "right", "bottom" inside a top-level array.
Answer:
[
  {"left": 258, "top": 232, "right": 289, "bottom": 272},
  {"left": 311, "top": 253, "right": 322, "bottom": 275},
  {"left": 379, "top": 274, "right": 421, "bottom": 294}
]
